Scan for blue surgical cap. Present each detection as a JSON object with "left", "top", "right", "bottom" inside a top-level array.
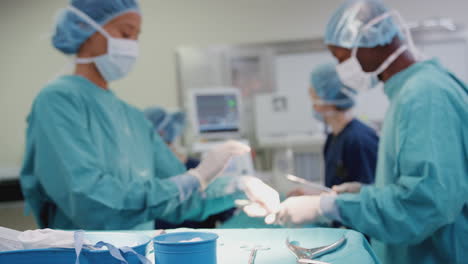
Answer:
[
  {"left": 311, "top": 63, "right": 355, "bottom": 110},
  {"left": 52, "top": 0, "right": 140, "bottom": 54},
  {"left": 144, "top": 107, "right": 187, "bottom": 144},
  {"left": 325, "top": 0, "right": 402, "bottom": 49}
]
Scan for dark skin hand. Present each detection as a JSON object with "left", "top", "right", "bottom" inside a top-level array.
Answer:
[
  {"left": 74, "top": 12, "right": 142, "bottom": 90},
  {"left": 328, "top": 36, "right": 417, "bottom": 82}
]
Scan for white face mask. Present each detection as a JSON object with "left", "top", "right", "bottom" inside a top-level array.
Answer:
[
  {"left": 68, "top": 6, "right": 139, "bottom": 82},
  {"left": 336, "top": 10, "right": 416, "bottom": 93},
  {"left": 310, "top": 100, "right": 342, "bottom": 123}
]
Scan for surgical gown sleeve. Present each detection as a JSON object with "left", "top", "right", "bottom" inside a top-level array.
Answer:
[
  {"left": 334, "top": 81, "right": 468, "bottom": 244},
  {"left": 157, "top": 175, "right": 245, "bottom": 225},
  {"left": 31, "top": 90, "right": 241, "bottom": 229}
]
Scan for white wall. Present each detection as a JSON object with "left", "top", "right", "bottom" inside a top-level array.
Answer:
[{"left": 1, "top": 0, "right": 468, "bottom": 170}]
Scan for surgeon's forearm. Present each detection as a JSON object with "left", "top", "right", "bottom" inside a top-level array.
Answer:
[
  {"left": 178, "top": 176, "right": 247, "bottom": 222},
  {"left": 174, "top": 191, "right": 245, "bottom": 224},
  {"left": 168, "top": 173, "right": 201, "bottom": 202},
  {"left": 333, "top": 181, "right": 463, "bottom": 244},
  {"left": 148, "top": 174, "right": 246, "bottom": 224}
]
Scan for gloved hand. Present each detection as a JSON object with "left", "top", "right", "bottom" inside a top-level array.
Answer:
[
  {"left": 332, "top": 182, "right": 363, "bottom": 194},
  {"left": 188, "top": 140, "right": 251, "bottom": 190},
  {"left": 275, "top": 196, "right": 326, "bottom": 226},
  {"left": 241, "top": 176, "right": 280, "bottom": 218}
]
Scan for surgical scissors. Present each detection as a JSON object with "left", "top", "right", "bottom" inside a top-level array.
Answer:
[{"left": 286, "top": 236, "right": 346, "bottom": 260}]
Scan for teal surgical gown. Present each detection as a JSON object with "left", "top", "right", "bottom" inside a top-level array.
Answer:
[
  {"left": 20, "top": 75, "right": 244, "bottom": 230},
  {"left": 334, "top": 59, "right": 468, "bottom": 264}
]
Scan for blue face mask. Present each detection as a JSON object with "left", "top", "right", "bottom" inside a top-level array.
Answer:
[
  {"left": 312, "top": 109, "right": 324, "bottom": 123},
  {"left": 92, "top": 43, "right": 139, "bottom": 82},
  {"left": 69, "top": 6, "right": 139, "bottom": 82}
]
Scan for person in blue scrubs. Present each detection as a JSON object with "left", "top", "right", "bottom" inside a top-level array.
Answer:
[
  {"left": 289, "top": 64, "right": 378, "bottom": 237},
  {"left": 289, "top": 63, "right": 378, "bottom": 197},
  {"left": 312, "top": 64, "right": 378, "bottom": 189},
  {"left": 272, "top": 1, "right": 468, "bottom": 263},
  {"left": 20, "top": 0, "right": 278, "bottom": 230}
]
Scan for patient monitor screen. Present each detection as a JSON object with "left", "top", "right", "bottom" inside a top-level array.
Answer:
[{"left": 196, "top": 94, "right": 239, "bottom": 133}]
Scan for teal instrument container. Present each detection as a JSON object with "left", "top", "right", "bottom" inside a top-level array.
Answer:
[{"left": 153, "top": 232, "right": 218, "bottom": 264}]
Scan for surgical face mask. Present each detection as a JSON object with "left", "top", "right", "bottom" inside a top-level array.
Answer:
[
  {"left": 68, "top": 6, "right": 139, "bottom": 82},
  {"left": 312, "top": 109, "right": 324, "bottom": 122},
  {"left": 336, "top": 10, "right": 415, "bottom": 93},
  {"left": 311, "top": 103, "right": 336, "bottom": 123}
]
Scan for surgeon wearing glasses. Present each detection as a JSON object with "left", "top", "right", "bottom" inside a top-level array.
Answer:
[{"left": 289, "top": 63, "right": 378, "bottom": 199}]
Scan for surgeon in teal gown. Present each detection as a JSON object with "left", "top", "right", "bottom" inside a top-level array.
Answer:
[
  {"left": 333, "top": 59, "right": 468, "bottom": 264},
  {"left": 20, "top": 0, "right": 269, "bottom": 230},
  {"left": 268, "top": 1, "right": 468, "bottom": 263}
]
